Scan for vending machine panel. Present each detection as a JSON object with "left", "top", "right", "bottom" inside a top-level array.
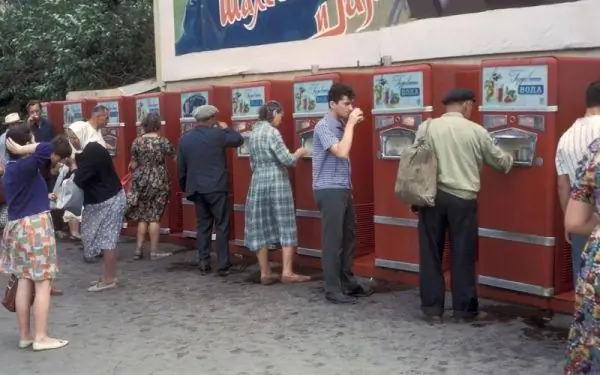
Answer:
[{"left": 489, "top": 128, "right": 538, "bottom": 167}]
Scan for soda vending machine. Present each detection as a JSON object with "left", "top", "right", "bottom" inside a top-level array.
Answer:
[
  {"left": 134, "top": 92, "right": 181, "bottom": 234},
  {"left": 230, "top": 80, "right": 294, "bottom": 249},
  {"left": 477, "top": 57, "right": 600, "bottom": 308},
  {"left": 178, "top": 86, "right": 233, "bottom": 241},
  {"left": 56, "top": 99, "right": 97, "bottom": 131},
  {"left": 371, "top": 64, "right": 479, "bottom": 274},
  {"left": 42, "top": 102, "right": 63, "bottom": 133},
  {"left": 293, "top": 73, "right": 374, "bottom": 258},
  {"left": 95, "top": 96, "right": 136, "bottom": 179}
]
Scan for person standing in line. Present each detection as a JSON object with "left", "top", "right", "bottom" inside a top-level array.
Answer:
[
  {"left": 177, "top": 105, "right": 244, "bottom": 276},
  {"left": 312, "top": 83, "right": 373, "bottom": 305},
  {"left": 244, "top": 101, "right": 311, "bottom": 285},
  {"left": 0, "top": 113, "right": 23, "bottom": 166},
  {"left": 415, "top": 88, "right": 513, "bottom": 322},
  {"left": 556, "top": 80, "right": 600, "bottom": 285}
]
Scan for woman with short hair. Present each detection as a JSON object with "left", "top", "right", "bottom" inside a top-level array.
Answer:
[
  {"left": 126, "top": 112, "right": 175, "bottom": 260},
  {"left": 244, "top": 101, "right": 311, "bottom": 285}
]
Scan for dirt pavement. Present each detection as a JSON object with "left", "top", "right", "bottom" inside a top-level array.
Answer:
[{"left": 0, "top": 237, "right": 568, "bottom": 375}]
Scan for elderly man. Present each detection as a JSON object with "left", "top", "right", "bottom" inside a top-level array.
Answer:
[
  {"left": 0, "top": 113, "right": 22, "bottom": 166},
  {"left": 177, "top": 105, "right": 244, "bottom": 276}
]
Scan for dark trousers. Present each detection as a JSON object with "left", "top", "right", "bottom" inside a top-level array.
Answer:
[
  {"left": 314, "top": 189, "right": 359, "bottom": 294},
  {"left": 192, "top": 192, "right": 231, "bottom": 270},
  {"left": 418, "top": 190, "right": 478, "bottom": 319}
]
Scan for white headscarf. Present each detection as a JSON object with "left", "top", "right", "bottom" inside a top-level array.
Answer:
[{"left": 68, "top": 121, "right": 106, "bottom": 156}]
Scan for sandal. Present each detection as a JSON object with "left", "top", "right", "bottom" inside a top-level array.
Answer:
[
  {"left": 89, "top": 278, "right": 118, "bottom": 286},
  {"left": 133, "top": 249, "right": 144, "bottom": 260},
  {"left": 260, "top": 274, "right": 280, "bottom": 285},
  {"left": 281, "top": 274, "right": 312, "bottom": 284}
]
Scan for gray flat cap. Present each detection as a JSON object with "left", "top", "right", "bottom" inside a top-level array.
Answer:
[{"left": 192, "top": 105, "right": 219, "bottom": 121}]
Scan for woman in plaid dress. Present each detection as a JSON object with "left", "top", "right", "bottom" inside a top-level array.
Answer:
[{"left": 245, "top": 101, "right": 311, "bottom": 285}]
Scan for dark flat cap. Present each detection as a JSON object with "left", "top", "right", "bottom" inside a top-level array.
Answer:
[{"left": 442, "top": 88, "right": 476, "bottom": 105}]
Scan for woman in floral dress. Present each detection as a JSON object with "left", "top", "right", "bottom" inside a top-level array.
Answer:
[
  {"left": 565, "top": 137, "right": 600, "bottom": 374},
  {"left": 126, "top": 113, "right": 175, "bottom": 260},
  {"left": 244, "top": 101, "right": 311, "bottom": 285}
]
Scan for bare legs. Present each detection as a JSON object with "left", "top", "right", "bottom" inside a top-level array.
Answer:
[
  {"left": 16, "top": 279, "right": 68, "bottom": 350},
  {"left": 102, "top": 249, "right": 118, "bottom": 284},
  {"left": 134, "top": 221, "right": 162, "bottom": 260},
  {"left": 256, "top": 246, "right": 310, "bottom": 285},
  {"left": 68, "top": 220, "right": 81, "bottom": 239}
]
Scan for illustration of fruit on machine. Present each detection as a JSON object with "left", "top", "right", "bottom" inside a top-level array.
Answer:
[
  {"left": 295, "top": 86, "right": 317, "bottom": 111},
  {"left": 374, "top": 77, "right": 401, "bottom": 107},
  {"left": 484, "top": 72, "right": 518, "bottom": 104}
]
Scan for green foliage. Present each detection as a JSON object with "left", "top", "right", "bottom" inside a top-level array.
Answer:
[{"left": 0, "top": 0, "right": 155, "bottom": 116}]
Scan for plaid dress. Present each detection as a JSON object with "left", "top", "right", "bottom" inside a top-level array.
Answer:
[{"left": 244, "top": 121, "right": 298, "bottom": 252}]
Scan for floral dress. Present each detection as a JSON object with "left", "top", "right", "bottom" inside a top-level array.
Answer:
[
  {"left": 565, "top": 138, "right": 600, "bottom": 374},
  {"left": 126, "top": 136, "right": 175, "bottom": 223}
]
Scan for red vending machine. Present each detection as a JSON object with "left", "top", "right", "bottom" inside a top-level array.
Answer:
[
  {"left": 95, "top": 96, "right": 137, "bottom": 179},
  {"left": 134, "top": 92, "right": 181, "bottom": 234},
  {"left": 178, "top": 86, "right": 233, "bottom": 240},
  {"left": 293, "top": 73, "right": 374, "bottom": 258},
  {"left": 42, "top": 102, "right": 63, "bottom": 133},
  {"left": 230, "top": 80, "right": 294, "bottom": 249},
  {"left": 372, "top": 64, "right": 478, "bottom": 275},
  {"left": 56, "top": 99, "right": 97, "bottom": 131},
  {"left": 477, "top": 57, "right": 600, "bottom": 308}
]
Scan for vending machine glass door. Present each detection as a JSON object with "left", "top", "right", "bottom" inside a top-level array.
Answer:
[
  {"left": 299, "top": 130, "right": 314, "bottom": 158},
  {"left": 379, "top": 128, "right": 416, "bottom": 159},
  {"left": 233, "top": 121, "right": 253, "bottom": 158},
  {"left": 489, "top": 127, "right": 538, "bottom": 167}
]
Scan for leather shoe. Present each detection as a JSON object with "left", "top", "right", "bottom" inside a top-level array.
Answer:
[
  {"left": 346, "top": 285, "right": 374, "bottom": 298},
  {"left": 217, "top": 263, "right": 245, "bottom": 277},
  {"left": 198, "top": 260, "right": 212, "bottom": 275},
  {"left": 326, "top": 292, "right": 357, "bottom": 304}
]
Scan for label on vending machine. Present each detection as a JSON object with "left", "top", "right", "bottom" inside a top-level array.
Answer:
[
  {"left": 293, "top": 80, "right": 333, "bottom": 115},
  {"left": 181, "top": 91, "right": 208, "bottom": 119},
  {"left": 373, "top": 71, "right": 424, "bottom": 111},
  {"left": 232, "top": 86, "right": 265, "bottom": 117},
  {"left": 97, "top": 100, "right": 120, "bottom": 126},
  {"left": 63, "top": 103, "right": 83, "bottom": 128},
  {"left": 136, "top": 97, "right": 160, "bottom": 123},
  {"left": 482, "top": 65, "right": 548, "bottom": 108}
]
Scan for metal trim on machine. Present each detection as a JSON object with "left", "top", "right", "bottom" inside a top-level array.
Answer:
[
  {"left": 293, "top": 112, "right": 327, "bottom": 119},
  {"left": 372, "top": 106, "right": 433, "bottom": 115},
  {"left": 182, "top": 230, "right": 196, "bottom": 238},
  {"left": 160, "top": 228, "right": 170, "bottom": 235},
  {"left": 478, "top": 276, "right": 554, "bottom": 297},
  {"left": 375, "top": 258, "right": 419, "bottom": 273},
  {"left": 233, "top": 204, "right": 245, "bottom": 212},
  {"left": 295, "top": 209, "right": 321, "bottom": 218},
  {"left": 479, "top": 105, "right": 558, "bottom": 113},
  {"left": 373, "top": 216, "right": 555, "bottom": 246},
  {"left": 232, "top": 115, "right": 259, "bottom": 121},
  {"left": 297, "top": 247, "right": 322, "bottom": 258},
  {"left": 181, "top": 199, "right": 194, "bottom": 206}
]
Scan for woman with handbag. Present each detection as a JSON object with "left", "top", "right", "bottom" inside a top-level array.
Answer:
[
  {"left": 1, "top": 124, "right": 71, "bottom": 351},
  {"left": 66, "top": 121, "right": 126, "bottom": 292}
]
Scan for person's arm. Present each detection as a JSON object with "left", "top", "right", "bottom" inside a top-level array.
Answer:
[
  {"left": 176, "top": 145, "right": 187, "bottom": 192},
  {"left": 320, "top": 109, "right": 362, "bottom": 159},
  {"left": 222, "top": 128, "right": 244, "bottom": 148},
  {"left": 268, "top": 129, "right": 297, "bottom": 167},
  {"left": 479, "top": 131, "right": 514, "bottom": 173},
  {"left": 6, "top": 140, "right": 52, "bottom": 168},
  {"left": 162, "top": 138, "right": 176, "bottom": 158},
  {"left": 565, "top": 152, "right": 600, "bottom": 235},
  {"left": 555, "top": 147, "right": 571, "bottom": 213}
]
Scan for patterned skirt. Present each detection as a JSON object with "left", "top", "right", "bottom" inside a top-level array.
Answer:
[
  {"left": 0, "top": 211, "right": 58, "bottom": 281},
  {"left": 82, "top": 189, "right": 126, "bottom": 258}
]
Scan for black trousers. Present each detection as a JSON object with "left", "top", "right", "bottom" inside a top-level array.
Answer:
[
  {"left": 418, "top": 190, "right": 478, "bottom": 319},
  {"left": 314, "top": 189, "right": 359, "bottom": 294},
  {"left": 192, "top": 192, "right": 231, "bottom": 270}
]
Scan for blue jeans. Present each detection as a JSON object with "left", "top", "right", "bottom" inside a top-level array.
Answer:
[{"left": 571, "top": 234, "right": 589, "bottom": 284}]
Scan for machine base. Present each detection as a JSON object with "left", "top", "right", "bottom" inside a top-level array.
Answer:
[
  {"left": 181, "top": 230, "right": 216, "bottom": 241},
  {"left": 297, "top": 246, "right": 374, "bottom": 259},
  {"left": 160, "top": 228, "right": 170, "bottom": 235}
]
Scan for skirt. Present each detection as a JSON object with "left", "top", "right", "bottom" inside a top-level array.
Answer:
[
  {"left": 0, "top": 211, "right": 58, "bottom": 281},
  {"left": 82, "top": 189, "right": 126, "bottom": 258}
]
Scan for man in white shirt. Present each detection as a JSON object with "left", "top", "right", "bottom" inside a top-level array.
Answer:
[{"left": 555, "top": 80, "right": 600, "bottom": 284}]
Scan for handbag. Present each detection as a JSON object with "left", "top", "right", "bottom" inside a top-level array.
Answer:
[
  {"left": 394, "top": 119, "right": 438, "bottom": 207},
  {"left": 2, "top": 274, "right": 35, "bottom": 313},
  {"left": 57, "top": 175, "right": 84, "bottom": 217}
]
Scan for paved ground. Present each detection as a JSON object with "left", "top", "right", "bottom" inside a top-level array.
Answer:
[{"left": 0, "top": 237, "right": 569, "bottom": 375}]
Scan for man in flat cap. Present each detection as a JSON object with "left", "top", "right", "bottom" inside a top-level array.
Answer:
[
  {"left": 414, "top": 88, "right": 513, "bottom": 323},
  {"left": 177, "top": 105, "right": 244, "bottom": 276}
]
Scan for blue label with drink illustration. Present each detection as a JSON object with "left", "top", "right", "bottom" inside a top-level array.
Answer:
[
  {"left": 482, "top": 65, "right": 548, "bottom": 108},
  {"left": 136, "top": 97, "right": 161, "bottom": 123},
  {"left": 373, "top": 71, "right": 424, "bottom": 110},
  {"left": 181, "top": 91, "right": 209, "bottom": 119},
  {"left": 294, "top": 80, "right": 333, "bottom": 114},
  {"left": 63, "top": 102, "right": 83, "bottom": 128},
  {"left": 97, "top": 100, "right": 120, "bottom": 126},
  {"left": 232, "top": 86, "right": 265, "bottom": 117}
]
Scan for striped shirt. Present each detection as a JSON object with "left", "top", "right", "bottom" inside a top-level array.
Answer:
[
  {"left": 556, "top": 115, "right": 600, "bottom": 186},
  {"left": 312, "top": 113, "right": 351, "bottom": 190}
]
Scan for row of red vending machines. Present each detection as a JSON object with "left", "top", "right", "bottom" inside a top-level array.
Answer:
[{"left": 42, "top": 56, "right": 600, "bottom": 312}]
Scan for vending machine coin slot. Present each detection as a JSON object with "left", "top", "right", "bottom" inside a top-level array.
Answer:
[
  {"left": 379, "top": 128, "right": 416, "bottom": 160},
  {"left": 490, "top": 128, "right": 538, "bottom": 167},
  {"left": 299, "top": 131, "right": 314, "bottom": 158}
]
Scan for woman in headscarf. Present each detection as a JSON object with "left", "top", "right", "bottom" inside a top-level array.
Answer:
[{"left": 66, "top": 121, "right": 125, "bottom": 292}]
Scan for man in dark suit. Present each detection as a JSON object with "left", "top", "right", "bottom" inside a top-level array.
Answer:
[{"left": 177, "top": 105, "right": 244, "bottom": 276}]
